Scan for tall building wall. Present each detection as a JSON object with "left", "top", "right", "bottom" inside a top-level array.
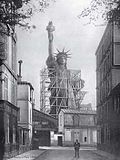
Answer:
[
  {"left": 96, "top": 22, "right": 120, "bottom": 155},
  {"left": 0, "top": 23, "right": 18, "bottom": 158},
  {"left": 17, "top": 82, "right": 34, "bottom": 146},
  {"left": 0, "top": 25, "right": 17, "bottom": 105}
]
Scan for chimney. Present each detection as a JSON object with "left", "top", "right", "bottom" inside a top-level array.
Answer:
[{"left": 18, "top": 60, "right": 23, "bottom": 82}]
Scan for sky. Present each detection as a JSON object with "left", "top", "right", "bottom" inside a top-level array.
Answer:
[{"left": 16, "top": 0, "right": 106, "bottom": 110}]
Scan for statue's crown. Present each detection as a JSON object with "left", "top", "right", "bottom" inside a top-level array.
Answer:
[{"left": 56, "top": 48, "right": 71, "bottom": 59}]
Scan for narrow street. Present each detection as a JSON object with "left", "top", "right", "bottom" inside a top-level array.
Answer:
[{"left": 36, "top": 148, "right": 107, "bottom": 160}]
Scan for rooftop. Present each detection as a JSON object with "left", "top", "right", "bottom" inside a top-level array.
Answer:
[
  {"left": 18, "top": 81, "right": 34, "bottom": 90},
  {"left": 61, "top": 108, "right": 96, "bottom": 115}
]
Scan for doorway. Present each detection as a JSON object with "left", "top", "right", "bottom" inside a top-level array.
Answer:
[{"left": 58, "top": 136, "right": 62, "bottom": 146}]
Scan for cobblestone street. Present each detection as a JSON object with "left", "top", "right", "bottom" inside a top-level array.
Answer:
[
  {"left": 8, "top": 147, "right": 120, "bottom": 160},
  {"left": 35, "top": 147, "right": 109, "bottom": 160}
]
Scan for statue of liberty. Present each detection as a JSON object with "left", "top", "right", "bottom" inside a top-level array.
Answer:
[{"left": 46, "top": 21, "right": 78, "bottom": 117}]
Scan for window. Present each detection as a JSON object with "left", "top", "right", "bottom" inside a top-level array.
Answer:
[
  {"left": 8, "top": 36, "right": 12, "bottom": 68},
  {"left": 84, "top": 137, "right": 87, "bottom": 142},
  {"left": 74, "top": 114, "right": 79, "bottom": 126},
  {"left": 93, "top": 130, "right": 97, "bottom": 143},
  {"left": 13, "top": 125, "right": 16, "bottom": 144},
  {"left": 97, "top": 126, "right": 101, "bottom": 144},
  {"left": 0, "top": 32, "right": 7, "bottom": 60},
  {"left": 23, "top": 130, "right": 25, "bottom": 145},
  {"left": 30, "top": 108, "right": 31, "bottom": 123},
  {"left": 12, "top": 39, "right": 16, "bottom": 72},
  {"left": 60, "top": 115, "right": 62, "bottom": 126},
  {"left": 11, "top": 80, "right": 16, "bottom": 105},
  {"left": 4, "top": 77, "right": 8, "bottom": 100},
  {"left": 30, "top": 89, "right": 33, "bottom": 102},
  {"left": 113, "top": 44, "right": 120, "bottom": 65},
  {"left": 65, "top": 129, "right": 71, "bottom": 141},
  {"left": 64, "top": 114, "right": 73, "bottom": 125},
  {"left": 113, "top": 95, "right": 120, "bottom": 113},
  {"left": 5, "top": 114, "right": 9, "bottom": 144}
]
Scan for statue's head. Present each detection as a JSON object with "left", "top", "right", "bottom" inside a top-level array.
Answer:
[
  {"left": 57, "top": 52, "right": 67, "bottom": 65},
  {"left": 56, "top": 48, "right": 70, "bottom": 66}
]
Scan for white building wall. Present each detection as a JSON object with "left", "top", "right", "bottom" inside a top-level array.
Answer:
[
  {"left": 58, "top": 110, "right": 97, "bottom": 146},
  {"left": 28, "top": 101, "right": 33, "bottom": 144},
  {"left": 0, "top": 33, "right": 17, "bottom": 105},
  {"left": 0, "top": 65, "right": 17, "bottom": 106},
  {"left": 17, "top": 84, "right": 33, "bottom": 146},
  {"left": 28, "top": 101, "right": 32, "bottom": 125},
  {"left": 0, "top": 25, "right": 17, "bottom": 103},
  {"left": 17, "top": 85, "right": 30, "bottom": 100},
  {"left": 28, "top": 124, "right": 32, "bottom": 145},
  {"left": 18, "top": 100, "right": 29, "bottom": 122}
]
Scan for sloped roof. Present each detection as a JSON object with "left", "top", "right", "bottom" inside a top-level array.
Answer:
[
  {"left": 18, "top": 81, "right": 34, "bottom": 90},
  {"left": 61, "top": 108, "right": 96, "bottom": 115}
]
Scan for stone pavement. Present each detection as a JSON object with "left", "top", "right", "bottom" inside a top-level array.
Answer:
[
  {"left": 7, "top": 150, "right": 46, "bottom": 160},
  {"left": 38, "top": 146, "right": 120, "bottom": 160},
  {"left": 91, "top": 150, "right": 120, "bottom": 160},
  {"left": 7, "top": 147, "right": 120, "bottom": 160}
]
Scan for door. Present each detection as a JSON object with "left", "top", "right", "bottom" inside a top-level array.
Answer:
[
  {"left": 32, "top": 130, "right": 51, "bottom": 149},
  {"left": 74, "top": 129, "right": 80, "bottom": 142},
  {"left": 58, "top": 136, "right": 62, "bottom": 146},
  {"left": 82, "top": 129, "right": 87, "bottom": 144}
]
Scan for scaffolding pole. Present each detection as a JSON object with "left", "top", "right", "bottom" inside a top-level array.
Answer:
[{"left": 40, "top": 67, "right": 86, "bottom": 117}]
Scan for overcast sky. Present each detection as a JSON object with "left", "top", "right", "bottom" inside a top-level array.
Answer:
[{"left": 16, "top": 0, "right": 106, "bottom": 110}]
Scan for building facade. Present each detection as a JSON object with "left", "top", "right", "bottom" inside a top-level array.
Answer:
[
  {"left": 17, "top": 81, "right": 34, "bottom": 152},
  {"left": 96, "top": 22, "right": 120, "bottom": 155},
  {"left": 32, "top": 109, "right": 57, "bottom": 149},
  {"left": 58, "top": 108, "right": 97, "bottom": 146},
  {"left": 0, "top": 23, "right": 19, "bottom": 158}
]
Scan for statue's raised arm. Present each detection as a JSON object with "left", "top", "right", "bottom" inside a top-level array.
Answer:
[
  {"left": 46, "top": 21, "right": 56, "bottom": 69},
  {"left": 46, "top": 21, "right": 55, "bottom": 55}
]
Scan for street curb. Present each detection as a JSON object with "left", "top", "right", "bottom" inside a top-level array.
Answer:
[
  {"left": 34, "top": 149, "right": 47, "bottom": 160},
  {"left": 7, "top": 149, "right": 47, "bottom": 160},
  {"left": 90, "top": 150, "right": 119, "bottom": 160}
]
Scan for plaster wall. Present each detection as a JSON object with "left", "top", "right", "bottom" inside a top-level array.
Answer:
[{"left": 17, "top": 85, "right": 30, "bottom": 100}]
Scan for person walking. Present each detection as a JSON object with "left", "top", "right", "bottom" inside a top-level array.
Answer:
[{"left": 74, "top": 139, "right": 80, "bottom": 158}]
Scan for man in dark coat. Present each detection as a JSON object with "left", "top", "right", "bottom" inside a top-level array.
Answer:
[{"left": 74, "top": 139, "right": 80, "bottom": 158}]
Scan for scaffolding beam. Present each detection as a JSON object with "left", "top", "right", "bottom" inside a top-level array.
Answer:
[{"left": 40, "top": 67, "right": 86, "bottom": 117}]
